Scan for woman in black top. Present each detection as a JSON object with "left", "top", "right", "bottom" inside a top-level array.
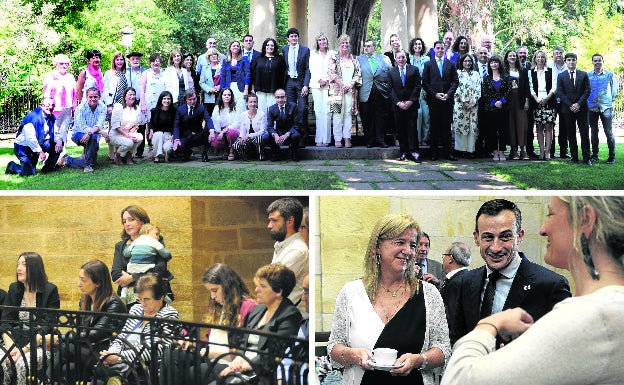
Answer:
[
  {"left": 149, "top": 91, "right": 176, "bottom": 162},
  {"left": 250, "top": 38, "right": 286, "bottom": 114}
]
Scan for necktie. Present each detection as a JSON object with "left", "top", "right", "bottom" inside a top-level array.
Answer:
[
  {"left": 247, "top": 51, "right": 252, "bottom": 62},
  {"left": 279, "top": 106, "right": 285, "bottom": 119},
  {"left": 400, "top": 67, "right": 406, "bottom": 86},
  {"left": 290, "top": 46, "right": 297, "bottom": 77},
  {"left": 570, "top": 71, "right": 575, "bottom": 86},
  {"left": 188, "top": 106, "right": 193, "bottom": 116},
  {"left": 416, "top": 262, "right": 423, "bottom": 279},
  {"left": 369, "top": 56, "right": 376, "bottom": 73},
  {"left": 481, "top": 64, "right": 488, "bottom": 77},
  {"left": 438, "top": 59, "right": 444, "bottom": 77},
  {"left": 480, "top": 270, "right": 502, "bottom": 319}
]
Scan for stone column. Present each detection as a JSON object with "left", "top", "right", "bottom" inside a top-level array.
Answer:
[
  {"left": 250, "top": 0, "right": 276, "bottom": 42},
  {"left": 414, "top": 0, "right": 439, "bottom": 48},
  {"left": 406, "top": 0, "right": 416, "bottom": 41},
  {"left": 307, "top": 0, "right": 335, "bottom": 49},
  {"left": 289, "top": 0, "right": 308, "bottom": 45},
  {"left": 381, "top": 0, "right": 408, "bottom": 52}
]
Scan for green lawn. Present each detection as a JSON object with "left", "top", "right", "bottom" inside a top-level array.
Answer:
[
  {"left": 0, "top": 147, "right": 346, "bottom": 190},
  {"left": 488, "top": 144, "right": 624, "bottom": 190}
]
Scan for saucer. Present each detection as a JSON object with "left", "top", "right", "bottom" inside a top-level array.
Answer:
[{"left": 366, "top": 359, "right": 405, "bottom": 371}]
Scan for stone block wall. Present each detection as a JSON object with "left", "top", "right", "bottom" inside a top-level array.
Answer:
[
  {"left": 0, "top": 195, "right": 309, "bottom": 323},
  {"left": 316, "top": 195, "right": 573, "bottom": 332}
]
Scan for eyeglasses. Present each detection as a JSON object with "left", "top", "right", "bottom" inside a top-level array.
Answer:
[{"left": 57, "top": 62, "right": 70, "bottom": 65}]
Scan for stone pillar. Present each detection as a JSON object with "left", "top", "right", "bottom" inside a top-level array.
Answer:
[
  {"left": 250, "top": 0, "right": 276, "bottom": 42},
  {"left": 307, "top": 0, "right": 335, "bottom": 49},
  {"left": 414, "top": 0, "right": 439, "bottom": 48},
  {"left": 381, "top": 0, "right": 408, "bottom": 52},
  {"left": 406, "top": 0, "right": 416, "bottom": 41},
  {"left": 289, "top": 0, "right": 308, "bottom": 45}
]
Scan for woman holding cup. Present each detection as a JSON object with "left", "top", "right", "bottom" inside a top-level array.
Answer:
[{"left": 327, "top": 213, "right": 450, "bottom": 385}]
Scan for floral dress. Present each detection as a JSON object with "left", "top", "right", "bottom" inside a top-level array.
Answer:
[
  {"left": 143, "top": 69, "right": 167, "bottom": 122},
  {"left": 453, "top": 69, "right": 481, "bottom": 150}
]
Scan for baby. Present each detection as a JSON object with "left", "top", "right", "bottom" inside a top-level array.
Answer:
[{"left": 121, "top": 223, "right": 172, "bottom": 303}]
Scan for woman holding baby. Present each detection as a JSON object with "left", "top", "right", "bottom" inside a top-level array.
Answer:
[{"left": 327, "top": 213, "right": 450, "bottom": 385}]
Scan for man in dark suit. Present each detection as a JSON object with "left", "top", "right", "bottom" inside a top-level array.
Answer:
[
  {"left": 440, "top": 242, "right": 471, "bottom": 330},
  {"left": 267, "top": 89, "right": 302, "bottom": 161},
  {"left": 389, "top": 49, "right": 421, "bottom": 162},
  {"left": 172, "top": 89, "right": 214, "bottom": 161},
  {"left": 422, "top": 40, "right": 459, "bottom": 161},
  {"left": 415, "top": 232, "right": 446, "bottom": 285},
  {"left": 450, "top": 199, "right": 571, "bottom": 346},
  {"left": 357, "top": 39, "right": 392, "bottom": 148},
  {"left": 282, "top": 27, "right": 310, "bottom": 147},
  {"left": 556, "top": 52, "right": 592, "bottom": 165},
  {"left": 242, "top": 34, "right": 261, "bottom": 65}
]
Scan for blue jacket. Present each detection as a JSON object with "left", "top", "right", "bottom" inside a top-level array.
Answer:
[
  {"left": 17, "top": 107, "right": 56, "bottom": 144},
  {"left": 220, "top": 58, "right": 250, "bottom": 92}
]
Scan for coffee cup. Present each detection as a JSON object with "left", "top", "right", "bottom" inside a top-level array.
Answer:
[{"left": 372, "top": 348, "right": 397, "bottom": 365}]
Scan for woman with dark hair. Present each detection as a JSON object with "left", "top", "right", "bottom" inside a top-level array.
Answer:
[
  {"left": 182, "top": 53, "right": 200, "bottom": 95},
  {"left": 481, "top": 55, "right": 511, "bottom": 161},
  {"left": 199, "top": 48, "right": 222, "bottom": 116},
  {"left": 149, "top": 91, "right": 176, "bottom": 162},
  {"left": 250, "top": 38, "right": 286, "bottom": 114},
  {"left": 217, "top": 264, "right": 302, "bottom": 385},
  {"left": 140, "top": 54, "right": 167, "bottom": 121},
  {"left": 164, "top": 49, "right": 190, "bottom": 105},
  {"left": 409, "top": 37, "right": 431, "bottom": 146},
  {"left": 111, "top": 206, "right": 171, "bottom": 303},
  {"left": 109, "top": 87, "right": 143, "bottom": 165},
  {"left": 96, "top": 273, "right": 178, "bottom": 384},
  {"left": 1, "top": 252, "right": 60, "bottom": 385},
  {"left": 209, "top": 88, "right": 240, "bottom": 160},
  {"left": 220, "top": 40, "right": 250, "bottom": 110},
  {"left": 49, "top": 260, "right": 126, "bottom": 384},
  {"left": 454, "top": 53, "right": 481, "bottom": 158},
  {"left": 451, "top": 36, "right": 471, "bottom": 57},
  {"left": 327, "top": 214, "right": 450, "bottom": 385},
  {"left": 232, "top": 93, "right": 268, "bottom": 161},
  {"left": 504, "top": 49, "right": 530, "bottom": 159}
]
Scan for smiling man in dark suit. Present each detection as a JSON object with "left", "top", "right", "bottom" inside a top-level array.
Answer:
[
  {"left": 556, "top": 52, "right": 592, "bottom": 165},
  {"left": 389, "top": 49, "right": 421, "bottom": 162},
  {"left": 267, "top": 89, "right": 302, "bottom": 161},
  {"left": 283, "top": 28, "right": 311, "bottom": 147},
  {"left": 422, "top": 41, "right": 459, "bottom": 161},
  {"left": 172, "top": 89, "right": 214, "bottom": 161},
  {"left": 450, "top": 199, "right": 571, "bottom": 346}
]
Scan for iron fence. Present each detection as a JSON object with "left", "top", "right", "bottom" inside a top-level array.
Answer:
[
  {"left": 0, "top": 83, "right": 40, "bottom": 134},
  {"left": 0, "top": 306, "right": 309, "bottom": 385}
]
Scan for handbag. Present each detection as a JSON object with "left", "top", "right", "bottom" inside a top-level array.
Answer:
[{"left": 329, "top": 93, "right": 343, "bottom": 114}]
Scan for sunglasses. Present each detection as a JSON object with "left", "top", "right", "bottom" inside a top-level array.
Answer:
[{"left": 87, "top": 49, "right": 101, "bottom": 58}]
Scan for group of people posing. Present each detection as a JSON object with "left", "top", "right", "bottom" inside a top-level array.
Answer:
[
  {"left": 326, "top": 196, "right": 624, "bottom": 385},
  {"left": 0, "top": 198, "right": 310, "bottom": 385}
]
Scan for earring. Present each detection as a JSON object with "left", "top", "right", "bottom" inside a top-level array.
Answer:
[
  {"left": 376, "top": 254, "right": 381, "bottom": 266},
  {"left": 581, "top": 233, "right": 600, "bottom": 280}
]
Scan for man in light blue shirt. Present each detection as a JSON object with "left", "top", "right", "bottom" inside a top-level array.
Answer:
[{"left": 587, "top": 53, "right": 619, "bottom": 164}]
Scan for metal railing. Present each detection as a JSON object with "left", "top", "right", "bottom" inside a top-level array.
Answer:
[
  {"left": 0, "top": 306, "right": 309, "bottom": 385},
  {"left": 0, "top": 82, "right": 40, "bottom": 134}
]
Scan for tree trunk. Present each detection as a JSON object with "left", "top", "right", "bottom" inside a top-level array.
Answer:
[{"left": 333, "top": 0, "right": 377, "bottom": 55}]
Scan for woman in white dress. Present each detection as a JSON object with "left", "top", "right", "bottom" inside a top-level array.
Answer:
[
  {"left": 109, "top": 87, "right": 143, "bottom": 165},
  {"left": 309, "top": 32, "right": 335, "bottom": 147}
]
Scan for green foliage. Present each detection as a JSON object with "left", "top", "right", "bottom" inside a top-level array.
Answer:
[
  {"left": 366, "top": 0, "right": 382, "bottom": 49},
  {"left": 22, "top": 0, "right": 98, "bottom": 27}
]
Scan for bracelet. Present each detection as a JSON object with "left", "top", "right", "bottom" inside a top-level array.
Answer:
[
  {"left": 419, "top": 352, "right": 428, "bottom": 370},
  {"left": 476, "top": 321, "right": 499, "bottom": 336},
  {"left": 340, "top": 346, "right": 349, "bottom": 365}
]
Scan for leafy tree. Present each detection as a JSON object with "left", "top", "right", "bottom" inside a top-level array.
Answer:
[{"left": 22, "top": 0, "right": 98, "bottom": 27}]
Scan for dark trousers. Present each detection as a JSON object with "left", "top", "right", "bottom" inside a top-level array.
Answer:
[
  {"left": 285, "top": 78, "right": 308, "bottom": 145},
  {"left": 589, "top": 109, "right": 615, "bottom": 159},
  {"left": 557, "top": 111, "right": 570, "bottom": 156},
  {"left": 394, "top": 106, "right": 419, "bottom": 153},
  {"left": 360, "top": 86, "right": 388, "bottom": 146},
  {"left": 428, "top": 100, "right": 454, "bottom": 155},
  {"left": 267, "top": 131, "right": 300, "bottom": 158},
  {"left": 136, "top": 124, "right": 147, "bottom": 157},
  {"left": 8, "top": 139, "right": 60, "bottom": 176},
  {"left": 475, "top": 101, "right": 487, "bottom": 156},
  {"left": 65, "top": 132, "right": 100, "bottom": 169},
  {"left": 176, "top": 130, "right": 209, "bottom": 158},
  {"left": 526, "top": 107, "right": 536, "bottom": 153},
  {"left": 560, "top": 111, "right": 590, "bottom": 161},
  {"left": 484, "top": 109, "right": 510, "bottom": 152}
]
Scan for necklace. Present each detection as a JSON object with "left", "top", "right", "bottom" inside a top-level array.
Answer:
[{"left": 379, "top": 282, "right": 405, "bottom": 297}]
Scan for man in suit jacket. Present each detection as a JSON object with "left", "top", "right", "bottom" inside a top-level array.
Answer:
[
  {"left": 267, "top": 89, "right": 302, "bottom": 161},
  {"left": 242, "top": 34, "right": 261, "bottom": 65},
  {"left": 422, "top": 41, "right": 459, "bottom": 161},
  {"left": 172, "top": 89, "right": 214, "bottom": 161},
  {"left": 283, "top": 27, "right": 311, "bottom": 146},
  {"left": 556, "top": 52, "right": 592, "bottom": 165},
  {"left": 357, "top": 39, "right": 392, "bottom": 148},
  {"left": 415, "top": 232, "right": 446, "bottom": 285},
  {"left": 440, "top": 242, "right": 471, "bottom": 330},
  {"left": 450, "top": 199, "right": 571, "bottom": 346},
  {"left": 388, "top": 49, "right": 421, "bottom": 161}
]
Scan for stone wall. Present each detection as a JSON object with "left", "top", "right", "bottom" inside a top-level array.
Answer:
[
  {"left": 316, "top": 195, "right": 573, "bottom": 332},
  {"left": 0, "top": 196, "right": 308, "bottom": 322}
]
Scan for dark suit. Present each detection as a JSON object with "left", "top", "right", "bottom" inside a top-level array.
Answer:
[
  {"left": 440, "top": 268, "right": 467, "bottom": 331},
  {"left": 240, "top": 299, "right": 302, "bottom": 385},
  {"left": 389, "top": 64, "right": 421, "bottom": 155},
  {"left": 556, "top": 69, "right": 591, "bottom": 162},
  {"left": 357, "top": 53, "right": 392, "bottom": 147},
  {"left": 422, "top": 57, "right": 459, "bottom": 157},
  {"left": 283, "top": 44, "right": 311, "bottom": 143},
  {"left": 267, "top": 102, "right": 302, "bottom": 159},
  {"left": 172, "top": 103, "right": 214, "bottom": 159},
  {"left": 242, "top": 49, "right": 260, "bottom": 66},
  {"left": 450, "top": 253, "right": 571, "bottom": 345},
  {"left": 1, "top": 281, "right": 60, "bottom": 346}
]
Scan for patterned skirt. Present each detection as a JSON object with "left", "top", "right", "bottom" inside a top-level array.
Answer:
[{"left": 533, "top": 104, "right": 556, "bottom": 124}]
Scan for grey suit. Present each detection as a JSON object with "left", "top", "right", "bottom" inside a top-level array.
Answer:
[
  {"left": 357, "top": 53, "right": 392, "bottom": 147},
  {"left": 424, "top": 258, "right": 445, "bottom": 282}
]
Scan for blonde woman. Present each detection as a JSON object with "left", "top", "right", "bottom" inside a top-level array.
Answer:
[{"left": 309, "top": 32, "right": 336, "bottom": 146}]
